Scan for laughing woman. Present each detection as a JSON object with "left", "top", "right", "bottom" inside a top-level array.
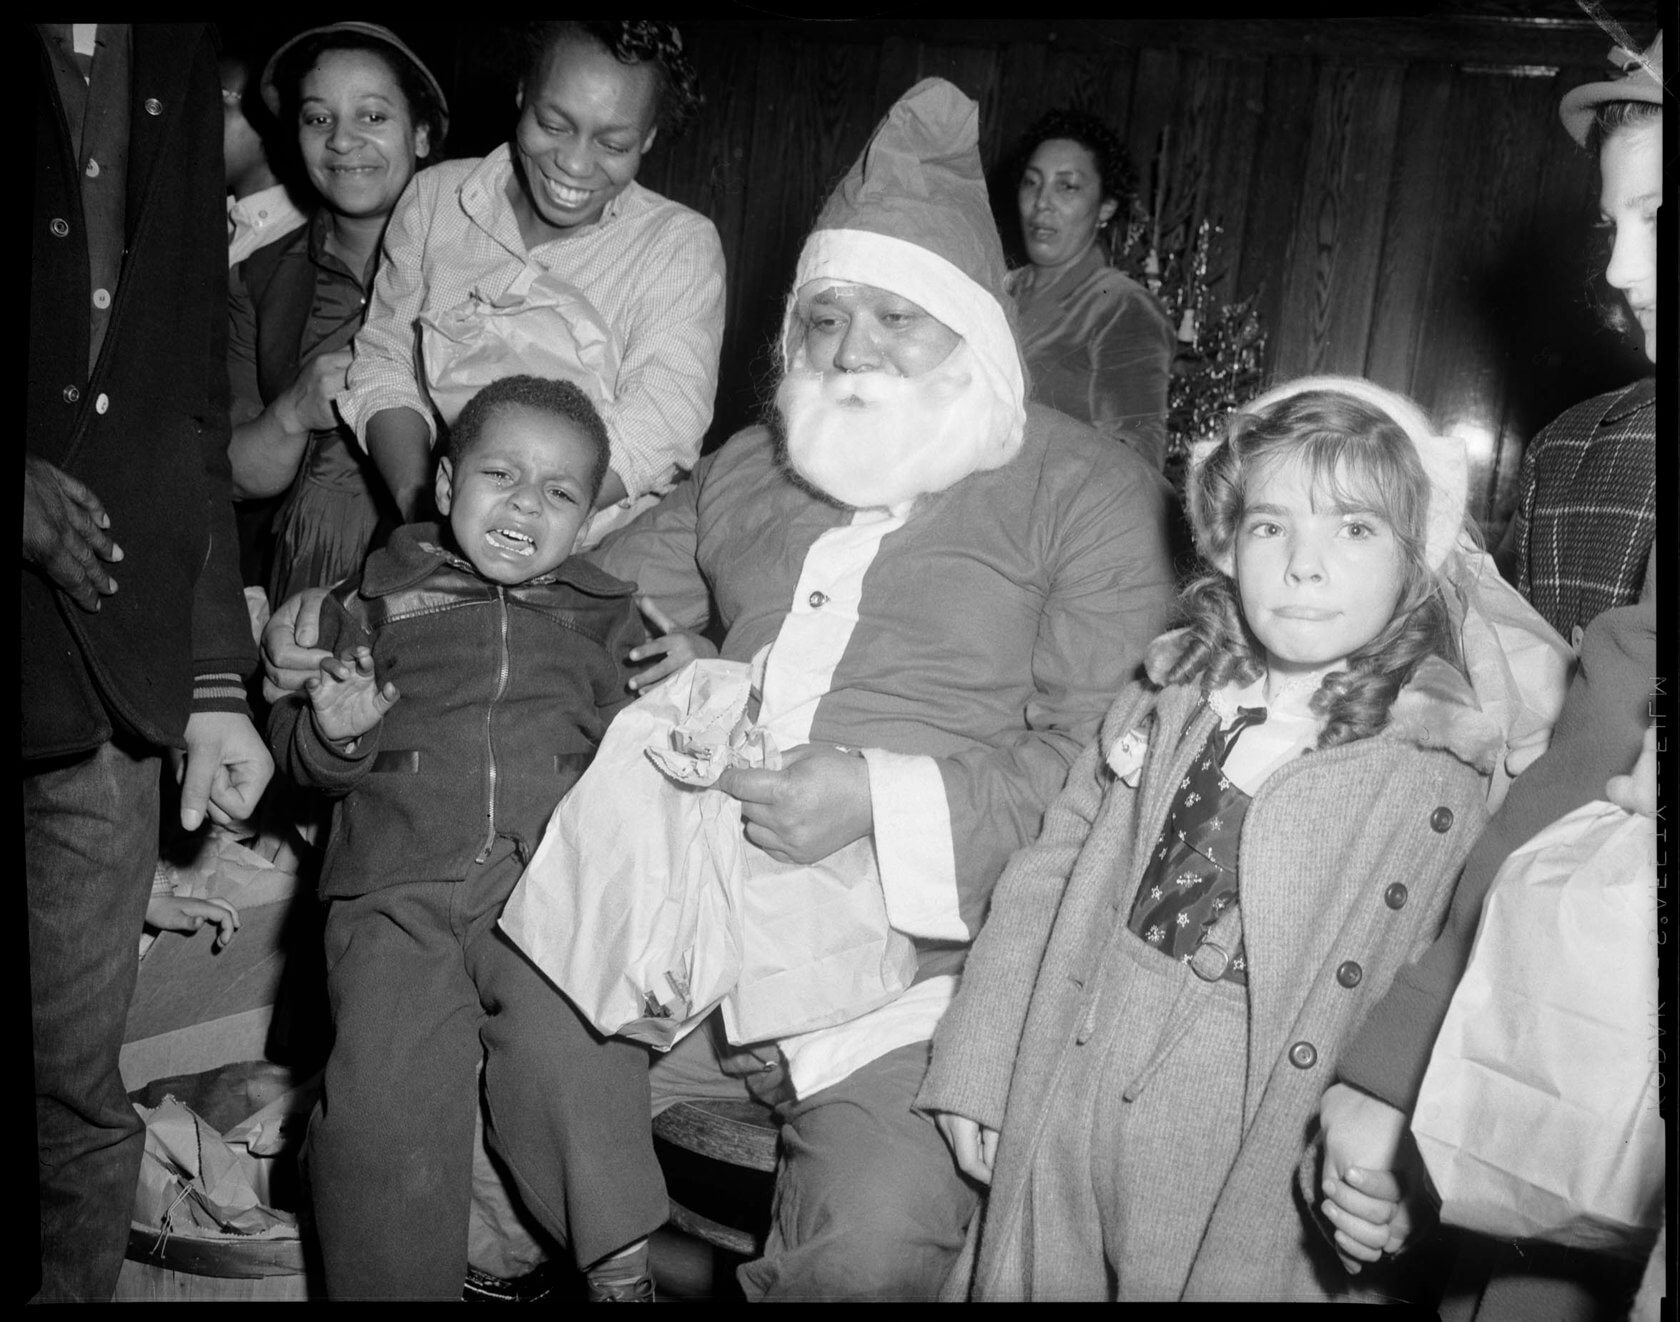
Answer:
[
  {"left": 227, "top": 23, "right": 449, "bottom": 605},
  {"left": 337, "top": 20, "right": 726, "bottom": 544},
  {"left": 1006, "top": 109, "right": 1176, "bottom": 471}
]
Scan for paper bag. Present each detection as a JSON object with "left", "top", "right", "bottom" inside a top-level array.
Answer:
[
  {"left": 502, "top": 658, "right": 918, "bottom": 1050},
  {"left": 1412, "top": 800, "right": 1662, "bottom": 1253},
  {"left": 419, "top": 264, "right": 620, "bottom": 427},
  {"left": 500, "top": 662, "right": 749, "bottom": 1049}
]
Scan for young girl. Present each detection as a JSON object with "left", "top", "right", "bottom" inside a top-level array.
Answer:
[
  {"left": 337, "top": 20, "right": 725, "bottom": 546},
  {"left": 918, "top": 376, "right": 1516, "bottom": 1302}
]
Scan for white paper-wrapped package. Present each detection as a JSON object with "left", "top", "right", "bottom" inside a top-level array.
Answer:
[
  {"left": 1412, "top": 799, "right": 1663, "bottom": 1254},
  {"left": 419, "top": 263, "right": 620, "bottom": 427},
  {"left": 501, "top": 659, "right": 917, "bottom": 1050}
]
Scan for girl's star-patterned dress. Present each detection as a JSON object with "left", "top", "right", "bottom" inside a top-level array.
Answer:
[{"left": 1124, "top": 704, "right": 1266, "bottom": 985}]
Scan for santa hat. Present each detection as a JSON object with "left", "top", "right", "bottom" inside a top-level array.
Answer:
[{"left": 781, "top": 78, "right": 1027, "bottom": 462}]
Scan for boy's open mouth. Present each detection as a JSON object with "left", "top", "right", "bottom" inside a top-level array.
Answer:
[{"left": 487, "top": 528, "right": 536, "bottom": 556}]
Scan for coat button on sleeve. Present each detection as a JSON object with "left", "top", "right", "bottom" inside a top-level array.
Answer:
[{"left": 1288, "top": 1041, "right": 1318, "bottom": 1070}]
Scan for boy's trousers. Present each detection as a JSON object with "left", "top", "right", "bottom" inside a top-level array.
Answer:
[{"left": 308, "top": 842, "right": 667, "bottom": 1300}]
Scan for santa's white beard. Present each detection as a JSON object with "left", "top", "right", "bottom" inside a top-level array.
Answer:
[{"left": 775, "top": 342, "right": 1020, "bottom": 509}]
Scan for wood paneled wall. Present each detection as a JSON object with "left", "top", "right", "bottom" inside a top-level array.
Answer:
[
  {"left": 230, "top": 14, "right": 1658, "bottom": 539},
  {"left": 623, "top": 17, "right": 1653, "bottom": 540}
]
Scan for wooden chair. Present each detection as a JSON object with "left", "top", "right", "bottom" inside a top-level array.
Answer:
[{"left": 651, "top": 1099, "right": 779, "bottom": 1258}]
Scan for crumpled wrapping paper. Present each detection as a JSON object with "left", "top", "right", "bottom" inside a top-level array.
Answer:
[
  {"left": 502, "top": 659, "right": 917, "bottom": 1050},
  {"left": 1412, "top": 800, "right": 1663, "bottom": 1254},
  {"left": 418, "top": 263, "right": 620, "bottom": 427},
  {"left": 1442, "top": 544, "right": 1573, "bottom": 810},
  {"left": 131, "top": 1096, "right": 299, "bottom": 1240}
]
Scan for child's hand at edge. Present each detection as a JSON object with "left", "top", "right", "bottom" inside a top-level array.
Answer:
[
  {"left": 1606, "top": 723, "right": 1658, "bottom": 817},
  {"left": 932, "top": 1111, "right": 999, "bottom": 1186},
  {"left": 145, "top": 895, "right": 241, "bottom": 951},
  {"left": 307, "top": 645, "right": 399, "bottom": 746},
  {"left": 1318, "top": 1081, "right": 1424, "bottom": 1272},
  {"left": 627, "top": 595, "right": 718, "bottom": 692}
]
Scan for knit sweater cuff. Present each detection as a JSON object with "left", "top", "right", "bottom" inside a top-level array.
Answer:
[{"left": 192, "top": 666, "right": 253, "bottom": 720}]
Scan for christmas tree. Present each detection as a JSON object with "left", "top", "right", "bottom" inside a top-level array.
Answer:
[{"left": 1113, "top": 129, "right": 1270, "bottom": 495}]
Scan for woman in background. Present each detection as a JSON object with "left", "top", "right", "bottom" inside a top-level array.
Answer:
[{"left": 1006, "top": 108, "right": 1176, "bottom": 470}]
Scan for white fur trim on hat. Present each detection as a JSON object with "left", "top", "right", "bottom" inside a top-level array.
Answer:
[
  {"left": 782, "top": 228, "right": 1026, "bottom": 461},
  {"left": 1239, "top": 375, "right": 1469, "bottom": 570}
]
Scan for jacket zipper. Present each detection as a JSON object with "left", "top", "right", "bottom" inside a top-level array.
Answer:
[{"left": 476, "top": 587, "right": 511, "bottom": 864}]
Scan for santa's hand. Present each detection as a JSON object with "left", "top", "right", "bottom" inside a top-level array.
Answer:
[{"left": 716, "top": 744, "right": 873, "bottom": 864}]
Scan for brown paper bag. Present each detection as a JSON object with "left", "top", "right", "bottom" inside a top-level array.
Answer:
[{"left": 1412, "top": 800, "right": 1662, "bottom": 1254}]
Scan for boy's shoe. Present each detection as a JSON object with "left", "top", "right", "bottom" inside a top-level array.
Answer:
[{"left": 584, "top": 1272, "right": 655, "bottom": 1302}]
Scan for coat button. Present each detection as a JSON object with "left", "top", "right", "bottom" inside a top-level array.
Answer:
[
  {"left": 1384, "top": 882, "right": 1408, "bottom": 910},
  {"left": 92, "top": 288, "right": 111, "bottom": 309},
  {"left": 1430, "top": 806, "right": 1454, "bottom": 833},
  {"left": 1288, "top": 1041, "right": 1318, "bottom": 1070},
  {"left": 95, "top": 393, "right": 110, "bottom": 415},
  {"left": 50, "top": 217, "right": 70, "bottom": 237},
  {"left": 1336, "top": 960, "right": 1363, "bottom": 988},
  {"left": 808, "top": 590, "right": 828, "bottom": 608},
  {"left": 62, "top": 384, "right": 80, "bottom": 404},
  {"left": 144, "top": 97, "right": 163, "bottom": 116}
]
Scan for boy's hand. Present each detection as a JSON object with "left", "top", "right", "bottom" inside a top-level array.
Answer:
[
  {"left": 307, "top": 646, "right": 399, "bottom": 745},
  {"left": 627, "top": 595, "right": 719, "bottom": 692},
  {"left": 933, "top": 1112, "right": 999, "bottom": 1186},
  {"left": 145, "top": 895, "right": 241, "bottom": 951},
  {"left": 1318, "top": 1082, "right": 1423, "bottom": 1272},
  {"left": 627, "top": 630, "right": 719, "bottom": 691}
]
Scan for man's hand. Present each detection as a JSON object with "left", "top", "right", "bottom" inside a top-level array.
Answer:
[
  {"left": 307, "top": 646, "right": 399, "bottom": 744},
  {"left": 23, "top": 455, "right": 123, "bottom": 612},
  {"left": 1318, "top": 1082, "right": 1423, "bottom": 1273},
  {"left": 716, "top": 744, "right": 873, "bottom": 865},
  {"left": 179, "top": 711, "right": 274, "bottom": 833},
  {"left": 933, "top": 1112, "right": 999, "bottom": 1186},
  {"left": 262, "top": 587, "right": 334, "bottom": 704}
]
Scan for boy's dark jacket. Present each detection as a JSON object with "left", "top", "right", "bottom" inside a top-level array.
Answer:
[{"left": 268, "top": 523, "right": 646, "bottom": 896}]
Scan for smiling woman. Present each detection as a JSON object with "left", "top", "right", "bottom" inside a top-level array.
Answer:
[
  {"left": 225, "top": 22, "right": 449, "bottom": 605},
  {"left": 335, "top": 19, "right": 725, "bottom": 551}
]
